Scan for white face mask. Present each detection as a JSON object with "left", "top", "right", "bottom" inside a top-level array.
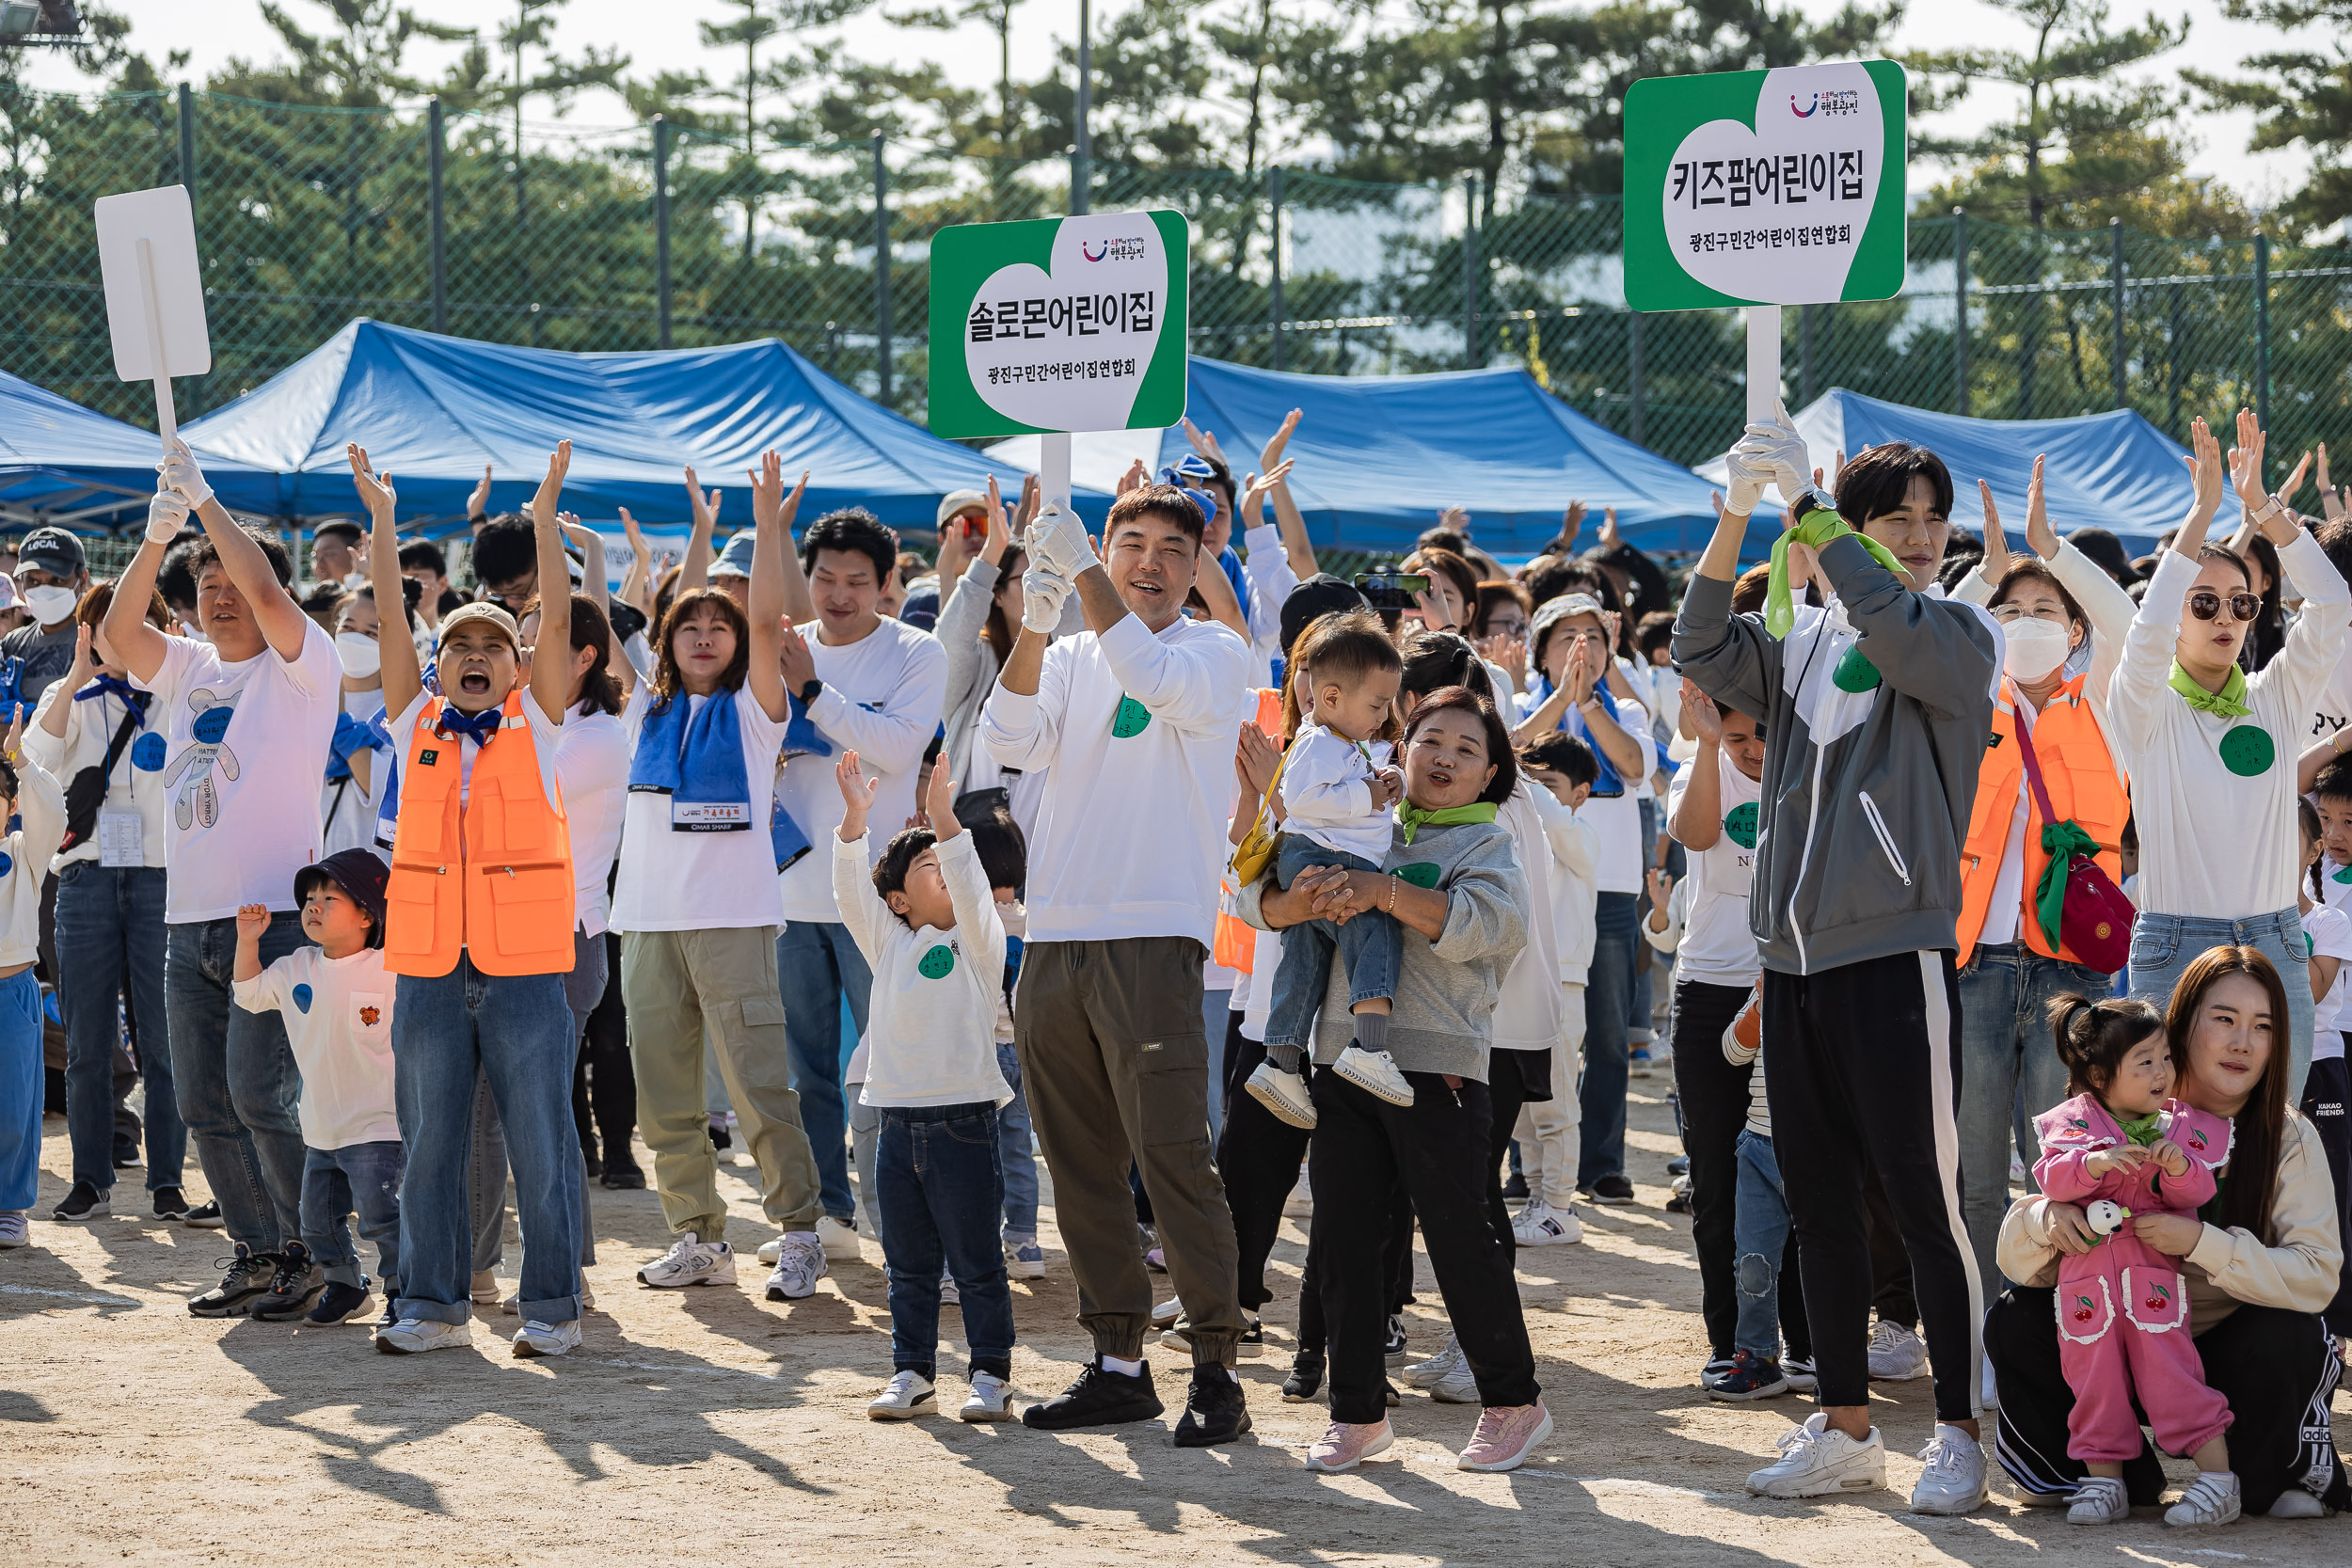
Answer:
[
  {"left": 2001, "top": 616, "right": 2072, "bottom": 682},
  {"left": 335, "top": 631, "right": 382, "bottom": 678},
  {"left": 22, "top": 584, "right": 77, "bottom": 626}
]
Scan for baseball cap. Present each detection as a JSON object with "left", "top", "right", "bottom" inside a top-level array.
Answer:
[
  {"left": 295, "top": 848, "right": 391, "bottom": 947},
  {"left": 709, "top": 531, "right": 757, "bottom": 580},
  {"left": 16, "top": 526, "right": 85, "bottom": 579},
  {"left": 936, "top": 489, "right": 988, "bottom": 528},
  {"left": 1279, "top": 573, "right": 1370, "bottom": 660},
  {"left": 437, "top": 601, "right": 522, "bottom": 652}
]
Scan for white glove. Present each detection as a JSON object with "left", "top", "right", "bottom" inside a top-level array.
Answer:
[
  {"left": 158, "top": 436, "right": 214, "bottom": 511},
  {"left": 1722, "top": 441, "right": 1773, "bottom": 518},
  {"left": 1024, "top": 501, "right": 1096, "bottom": 579},
  {"left": 146, "top": 487, "right": 190, "bottom": 545},
  {"left": 1737, "top": 401, "right": 1815, "bottom": 507},
  {"left": 1020, "top": 563, "right": 1073, "bottom": 634}
]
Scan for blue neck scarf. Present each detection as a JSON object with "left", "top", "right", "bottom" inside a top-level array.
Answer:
[
  {"left": 782, "top": 692, "right": 833, "bottom": 758},
  {"left": 437, "top": 702, "right": 505, "bottom": 749},
  {"left": 76, "top": 674, "right": 150, "bottom": 725},
  {"left": 632, "top": 688, "right": 811, "bottom": 871},
  {"left": 1536, "top": 673, "right": 1627, "bottom": 799}
]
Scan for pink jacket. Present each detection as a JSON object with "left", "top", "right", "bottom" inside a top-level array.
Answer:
[{"left": 2031, "top": 1092, "right": 2231, "bottom": 1219}]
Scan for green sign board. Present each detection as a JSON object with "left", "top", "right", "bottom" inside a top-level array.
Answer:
[
  {"left": 925, "top": 210, "right": 1190, "bottom": 439},
  {"left": 1623, "top": 60, "right": 1907, "bottom": 312}
]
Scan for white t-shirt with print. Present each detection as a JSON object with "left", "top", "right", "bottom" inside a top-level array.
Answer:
[
  {"left": 1665, "top": 746, "right": 1764, "bottom": 987},
  {"left": 230, "top": 944, "right": 398, "bottom": 1149},
  {"left": 612, "top": 683, "right": 789, "bottom": 933},
  {"left": 137, "top": 623, "right": 342, "bottom": 923}
]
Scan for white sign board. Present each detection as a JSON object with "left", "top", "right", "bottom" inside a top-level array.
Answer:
[{"left": 94, "top": 183, "right": 211, "bottom": 445}]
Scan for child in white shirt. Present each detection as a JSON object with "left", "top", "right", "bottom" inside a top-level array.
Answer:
[
  {"left": 0, "top": 731, "right": 66, "bottom": 1250},
  {"left": 962, "top": 803, "right": 1043, "bottom": 1279},
  {"left": 1514, "top": 732, "right": 1599, "bottom": 1232},
  {"left": 833, "top": 752, "right": 1017, "bottom": 1423},
  {"left": 1248, "top": 612, "right": 1408, "bottom": 1125},
  {"left": 230, "top": 847, "right": 399, "bottom": 1327},
  {"left": 2296, "top": 800, "right": 2352, "bottom": 1334}
]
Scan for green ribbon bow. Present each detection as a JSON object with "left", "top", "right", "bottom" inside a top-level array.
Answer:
[
  {"left": 1397, "top": 800, "right": 1496, "bottom": 845},
  {"left": 1765, "top": 513, "right": 1908, "bottom": 639},
  {"left": 2166, "top": 659, "right": 2250, "bottom": 718},
  {"left": 2031, "top": 818, "right": 2104, "bottom": 953}
]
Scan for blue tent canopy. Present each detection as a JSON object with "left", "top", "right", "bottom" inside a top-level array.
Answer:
[
  {"left": 1694, "top": 388, "right": 2229, "bottom": 555},
  {"left": 989, "top": 357, "right": 1725, "bottom": 559},
  {"left": 0, "top": 369, "right": 278, "bottom": 532},
  {"left": 181, "top": 320, "right": 1055, "bottom": 534}
]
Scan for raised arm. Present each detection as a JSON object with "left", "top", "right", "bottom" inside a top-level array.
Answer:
[
  {"left": 744, "top": 452, "right": 810, "bottom": 724},
  {"left": 2114, "top": 419, "right": 2226, "bottom": 728},
  {"left": 527, "top": 444, "right": 577, "bottom": 726},
  {"left": 829, "top": 751, "right": 888, "bottom": 963},
  {"left": 1672, "top": 493, "right": 1782, "bottom": 723},
  {"left": 162, "top": 438, "right": 311, "bottom": 663},
  {"left": 678, "top": 468, "right": 721, "bottom": 594},
  {"left": 352, "top": 443, "right": 424, "bottom": 721},
  {"left": 1095, "top": 609, "right": 1254, "bottom": 735},
  {"left": 1669, "top": 703, "right": 1724, "bottom": 850},
  {"left": 1190, "top": 544, "right": 1251, "bottom": 641},
  {"left": 559, "top": 513, "right": 609, "bottom": 622}
]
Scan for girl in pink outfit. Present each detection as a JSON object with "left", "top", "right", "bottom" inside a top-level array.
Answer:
[{"left": 2033, "top": 994, "right": 2238, "bottom": 1527}]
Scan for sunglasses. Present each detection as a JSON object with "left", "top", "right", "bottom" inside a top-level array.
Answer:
[{"left": 2186, "top": 590, "right": 2262, "bottom": 624}]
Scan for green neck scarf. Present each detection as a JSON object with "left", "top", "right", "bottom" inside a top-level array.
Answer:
[
  {"left": 2031, "top": 818, "right": 2104, "bottom": 953},
  {"left": 2117, "top": 1111, "right": 2163, "bottom": 1148},
  {"left": 1397, "top": 800, "right": 1496, "bottom": 845},
  {"left": 2167, "top": 659, "right": 2250, "bottom": 719},
  {"left": 1765, "top": 512, "right": 1908, "bottom": 639}
]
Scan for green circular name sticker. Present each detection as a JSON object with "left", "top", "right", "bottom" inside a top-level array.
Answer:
[
  {"left": 1724, "top": 800, "right": 1759, "bottom": 849},
  {"left": 1111, "top": 695, "right": 1152, "bottom": 737},
  {"left": 2218, "top": 725, "right": 2275, "bottom": 778},
  {"left": 1832, "top": 644, "right": 1882, "bottom": 693},
  {"left": 1393, "top": 863, "right": 1442, "bottom": 889},
  {"left": 917, "top": 944, "right": 957, "bottom": 979}
]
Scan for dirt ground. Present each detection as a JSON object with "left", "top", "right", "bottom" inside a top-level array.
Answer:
[{"left": 6, "top": 1080, "right": 2345, "bottom": 1567}]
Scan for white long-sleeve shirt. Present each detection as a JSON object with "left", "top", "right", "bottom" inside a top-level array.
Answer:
[
  {"left": 1490, "top": 778, "right": 1565, "bottom": 1053},
  {"left": 1528, "top": 784, "right": 1600, "bottom": 982},
  {"left": 1278, "top": 722, "right": 1395, "bottom": 862},
  {"left": 2108, "top": 529, "right": 2351, "bottom": 919},
  {"left": 834, "top": 829, "right": 1011, "bottom": 1109},
  {"left": 0, "top": 755, "right": 64, "bottom": 969},
  {"left": 1243, "top": 524, "right": 1299, "bottom": 673},
  {"left": 980, "top": 611, "right": 1254, "bottom": 944}
]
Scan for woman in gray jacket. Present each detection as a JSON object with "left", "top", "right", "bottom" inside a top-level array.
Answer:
[
  {"left": 1244, "top": 685, "right": 1546, "bottom": 1478},
  {"left": 934, "top": 477, "right": 1039, "bottom": 831}
]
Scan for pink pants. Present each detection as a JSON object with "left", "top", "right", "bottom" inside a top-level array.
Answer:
[{"left": 2056, "top": 1236, "right": 2233, "bottom": 1465}]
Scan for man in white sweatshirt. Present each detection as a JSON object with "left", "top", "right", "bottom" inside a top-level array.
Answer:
[{"left": 980, "top": 483, "right": 1256, "bottom": 1447}]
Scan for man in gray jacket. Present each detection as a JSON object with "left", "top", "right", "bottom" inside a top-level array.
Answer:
[{"left": 1674, "top": 409, "right": 2000, "bottom": 1513}]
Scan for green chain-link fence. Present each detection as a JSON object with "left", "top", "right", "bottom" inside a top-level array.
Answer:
[{"left": 8, "top": 85, "right": 2352, "bottom": 483}]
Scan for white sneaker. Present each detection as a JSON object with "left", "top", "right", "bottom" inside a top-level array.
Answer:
[
  {"left": 1745, "top": 1413, "right": 1887, "bottom": 1498},
  {"left": 1429, "top": 1357, "right": 1481, "bottom": 1404},
  {"left": 867, "top": 1369, "right": 935, "bottom": 1420},
  {"left": 0, "top": 1211, "right": 28, "bottom": 1247},
  {"left": 637, "top": 1232, "right": 737, "bottom": 1289},
  {"left": 1150, "top": 1295, "right": 1183, "bottom": 1329},
  {"left": 1006, "top": 1237, "right": 1046, "bottom": 1279},
  {"left": 1404, "top": 1332, "right": 1463, "bottom": 1388},
  {"left": 2165, "top": 1471, "right": 2241, "bottom": 1527},
  {"left": 1244, "top": 1060, "right": 1317, "bottom": 1129},
  {"left": 512, "top": 1318, "right": 581, "bottom": 1358},
  {"left": 764, "top": 1233, "right": 827, "bottom": 1301},
  {"left": 2268, "top": 1488, "right": 2325, "bottom": 1518},
  {"left": 374, "top": 1317, "right": 475, "bottom": 1354},
  {"left": 817, "top": 1214, "right": 861, "bottom": 1262},
  {"left": 756, "top": 1236, "right": 783, "bottom": 1264},
  {"left": 1909, "top": 1423, "right": 1987, "bottom": 1514},
  {"left": 961, "top": 1371, "right": 1014, "bottom": 1421},
  {"left": 2068, "top": 1475, "right": 2131, "bottom": 1526},
  {"left": 940, "top": 1269, "right": 961, "bottom": 1307},
  {"left": 1511, "top": 1199, "right": 1583, "bottom": 1247},
  {"left": 1331, "top": 1044, "right": 1414, "bottom": 1106},
  {"left": 1867, "top": 1321, "right": 1930, "bottom": 1380}
]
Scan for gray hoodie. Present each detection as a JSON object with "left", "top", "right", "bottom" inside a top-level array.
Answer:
[
  {"left": 1236, "top": 816, "right": 1528, "bottom": 1082},
  {"left": 1671, "top": 533, "right": 2001, "bottom": 976}
]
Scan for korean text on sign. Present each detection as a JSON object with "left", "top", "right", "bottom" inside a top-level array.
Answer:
[
  {"left": 1685, "top": 224, "right": 1855, "bottom": 254},
  {"left": 970, "top": 291, "right": 1158, "bottom": 343},
  {"left": 984, "top": 358, "right": 1141, "bottom": 387},
  {"left": 1670, "top": 151, "right": 1866, "bottom": 210}
]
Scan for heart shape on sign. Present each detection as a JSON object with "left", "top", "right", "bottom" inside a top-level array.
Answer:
[
  {"left": 1661, "top": 62, "right": 1883, "bottom": 306},
  {"left": 964, "top": 215, "right": 1168, "bottom": 433}
]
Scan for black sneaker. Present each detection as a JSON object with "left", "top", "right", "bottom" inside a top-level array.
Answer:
[
  {"left": 584, "top": 1151, "right": 605, "bottom": 1180},
  {"left": 1022, "top": 1359, "right": 1164, "bottom": 1430},
  {"left": 1586, "top": 1174, "right": 1636, "bottom": 1205},
  {"left": 1704, "top": 1349, "right": 1792, "bottom": 1402},
  {"left": 249, "top": 1243, "right": 326, "bottom": 1321},
  {"left": 374, "top": 1293, "right": 400, "bottom": 1331},
  {"left": 1501, "top": 1169, "right": 1530, "bottom": 1200},
  {"left": 1667, "top": 1154, "right": 1691, "bottom": 1178},
  {"left": 600, "top": 1155, "right": 646, "bottom": 1190},
  {"left": 1281, "top": 1347, "right": 1325, "bottom": 1403},
  {"left": 307, "top": 1280, "right": 374, "bottom": 1324},
  {"left": 184, "top": 1199, "right": 225, "bottom": 1229},
  {"left": 1384, "top": 1379, "right": 1401, "bottom": 1408},
  {"left": 189, "top": 1245, "right": 277, "bottom": 1317},
  {"left": 151, "top": 1187, "right": 190, "bottom": 1223},
  {"left": 51, "top": 1180, "right": 110, "bottom": 1221},
  {"left": 1382, "top": 1313, "right": 1407, "bottom": 1365},
  {"left": 1171, "top": 1365, "right": 1252, "bottom": 1448},
  {"left": 113, "top": 1138, "right": 142, "bottom": 1169}
]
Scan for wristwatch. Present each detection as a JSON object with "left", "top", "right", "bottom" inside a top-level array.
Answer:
[
  {"left": 1787, "top": 487, "right": 1839, "bottom": 525},
  {"left": 800, "top": 677, "right": 824, "bottom": 706}
]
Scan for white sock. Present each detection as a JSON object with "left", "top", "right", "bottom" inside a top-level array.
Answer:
[
  {"left": 1102, "top": 1354, "right": 1143, "bottom": 1376},
  {"left": 788, "top": 1229, "right": 818, "bottom": 1243},
  {"left": 1226, "top": 1366, "right": 1242, "bottom": 1385}
]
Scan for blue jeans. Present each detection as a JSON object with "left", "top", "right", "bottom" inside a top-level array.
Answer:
[
  {"left": 469, "top": 926, "right": 605, "bottom": 1273},
  {"left": 777, "top": 919, "right": 870, "bottom": 1221},
  {"left": 0, "top": 970, "right": 43, "bottom": 1211},
  {"left": 1577, "top": 891, "right": 1639, "bottom": 1187},
  {"left": 303, "top": 1140, "right": 404, "bottom": 1291},
  {"left": 995, "top": 1039, "right": 1039, "bottom": 1237},
  {"left": 876, "top": 1101, "right": 1016, "bottom": 1378},
  {"left": 165, "top": 911, "right": 311, "bottom": 1250},
  {"left": 2129, "top": 908, "right": 2312, "bottom": 1103},
  {"left": 393, "top": 958, "right": 581, "bottom": 1325},
  {"left": 57, "top": 863, "right": 180, "bottom": 1192},
  {"left": 1733, "top": 1128, "right": 1792, "bottom": 1357},
  {"left": 1956, "top": 942, "right": 2111, "bottom": 1291},
  {"left": 1264, "top": 837, "right": 1399, "bottom": 1063}
]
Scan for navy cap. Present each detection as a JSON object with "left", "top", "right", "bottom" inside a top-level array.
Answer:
[{"left": 295, "top": 848, "right": 390, "bottom": 948}]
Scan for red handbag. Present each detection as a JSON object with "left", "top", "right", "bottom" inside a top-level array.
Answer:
[{"left": 2013, "top": 713, "right": 2136, "bottom": 973}]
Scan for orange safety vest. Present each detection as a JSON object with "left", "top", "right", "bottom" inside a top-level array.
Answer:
[
  {"left": 384, "top": 689, "right": 576, "bottom": 979},
  {"left": 1956, "top": 673, "right": 2128, "bottom": 967}
]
